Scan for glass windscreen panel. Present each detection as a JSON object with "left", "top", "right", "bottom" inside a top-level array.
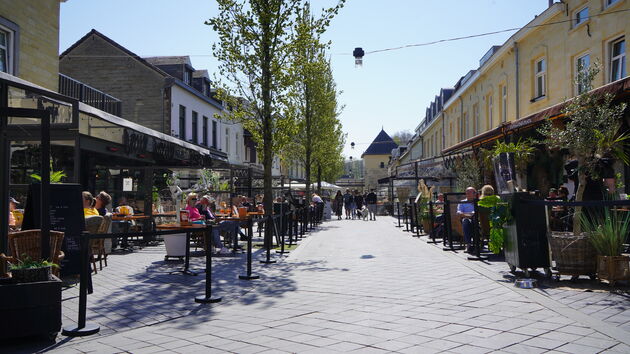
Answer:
[
  {"left": 79, "top": 112, "right": 124, "bottom": 144},
  {"left": 7, "top": 86, "right": 73, "bottom": 125},
  {"left": 9, "top": 140, "right": 75, "bottom": 185}
]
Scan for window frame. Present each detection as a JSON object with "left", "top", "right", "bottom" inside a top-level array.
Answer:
[
  {"left": 605, "top": 0, "right": 620, "bottom": 9},
  {"left": 178, "top": 105, "right": 186, "bottom": 139},
  {"left": 202, "top": 116, "right": 208, "bottom": 146},
  {"left": 573, "top": 6, "right": 589, "bottom": 27},
  {"left": 0, "top": 18, "right": 19, "bottom": 76},
  {"left": 609, "top": 37, "right": 626, "bottom": 83},
  {"left": 575, "top": 53, "right": 591, "bottom": 95},
  {"left": 191, "top": 111, "right": 198, "bottom": 144},
  {"left": 487, "top": 93, "right": 493, "bottom": 129},
  {"left": 534, "top": 58, "right": 547, "bottom": 99},
  {"left": 501, "top": 84, "right": 508, "bottom": 123}
]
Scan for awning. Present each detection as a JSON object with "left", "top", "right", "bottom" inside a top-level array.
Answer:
[{"left": 442, "top": 76, "right": 630, "bottom": 154}]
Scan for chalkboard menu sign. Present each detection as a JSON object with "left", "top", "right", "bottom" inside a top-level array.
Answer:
[{"left": 22, "top": 183, "right": 85, "bottom": 275}]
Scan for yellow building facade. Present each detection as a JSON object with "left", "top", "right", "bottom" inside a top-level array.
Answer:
[
  {"left": 419, "top": 0, "right": 629, "bottom": 158},
  {"left": 0, "top": 0, "right": 62, "bottom": 91}
]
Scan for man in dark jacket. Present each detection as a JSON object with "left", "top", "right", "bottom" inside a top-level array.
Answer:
[
  {"left": 365, "top": 189, "right": 377, "bottom": 220},
  {"left": 343, "top": 189, "right": 353, "bottom": 219}
]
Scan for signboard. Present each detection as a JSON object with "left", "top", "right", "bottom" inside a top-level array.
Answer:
[
  {"left": 123, "top": 177, "right": 133, "bottom": 192},
  {"left": 22, "top": 183, "right": 85, "bottom": 275}
]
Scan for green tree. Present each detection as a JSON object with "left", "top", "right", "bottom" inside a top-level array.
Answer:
[
  {"left": 283, "top": 2, "right": 345, "bottom": 197},
  {"left": 538, "top": 64, "right": 628, "bottom": 233},
  {"left": 207, "top": 0, "right": 343, "bottom": 215}
]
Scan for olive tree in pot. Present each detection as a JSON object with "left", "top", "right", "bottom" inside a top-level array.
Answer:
[
  {"left": 538, "top": 64, "right": 628, "bottom": 279},
  {"left": 580, "top": 208, "right": 630, "bottom": 286}
]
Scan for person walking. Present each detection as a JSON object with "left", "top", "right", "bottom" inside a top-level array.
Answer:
[
  {"left": 365, "top": 189, "right": 377, "bottom": 221},
  {"left": 333, "top": 190, "right": 343, "bottom": 220},
  {"left": 343, "top": 189, "right": 353, "bottom": 219}
]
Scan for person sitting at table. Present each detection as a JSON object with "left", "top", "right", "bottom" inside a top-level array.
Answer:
[
  {"left": 9, "top": 197, "right": 19, "bottom": 231},
  {"left": 457, "top": 187, "right": 477, "bottom": 253},
  {"left": 83, "top": 191, "right": 99, "bottom": 217},
  {"left": 185, "top": 193, "right": 203, "bottom": 221},
  {"left": 546, "top": 188, "right": 559, "bottom": 200},
  {"left": 94, "top": 191, "right": 112, "bottom": 216},
  {"left": 115, "top": 196, "right": 134, "bottom": 216},
  {"left": 196, "top": 195, "right": 229, "bottom": 254}
]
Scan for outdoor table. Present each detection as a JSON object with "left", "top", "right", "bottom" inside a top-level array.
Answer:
[
  {"left": 112, "top": 215, "right": 151, "bottom": 249},
  {"left": 152, "top": 212, "right": 177, "bottom": 217},
  {"left": 155, "top": 223, "right": 206, "bottom": 275}
]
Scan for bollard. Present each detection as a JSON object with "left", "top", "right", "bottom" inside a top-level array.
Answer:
[
  {"left": 404, "top": 204, "right": 410, "bottom": 232},
  {"left": 276, "top": 213, "right": 289, "bottom": 255},
  {"left": 467, "top": 199, "right": 488, "bottom": 261},
  {"left": 260, "top": 216, "right": 276, "bottom": 264},
  {"left": 427, "top": 200, "right": 439, "bottom": 244},
  {"left": 240, "top": 218, "right": 260, "bottom": 280},
  {"left": 196, "top": 225, "right": 222, "bottom": 303},
  {"left": 62, "top": 233, "right": 100, "bottom": 337},
  {"left": 287, "top": 210, "right": 294, "bottom": 247},
  {"left": 396, "top": 202, "right": 402, "bottom": 227}
]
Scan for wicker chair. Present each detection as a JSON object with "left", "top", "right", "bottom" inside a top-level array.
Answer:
[
  {"left": 0, "top": 230, "right": 65, "bottom": 277},
  {"left": 98, "top": 213, "right": 112, "bottom": 269},
  {"left": 86, "top": 215, "right": 104, "bottom": 274}
]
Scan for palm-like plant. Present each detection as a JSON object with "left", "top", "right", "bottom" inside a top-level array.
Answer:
[{"left": 580, "top": 207, "right": 630, "bottom": 256}]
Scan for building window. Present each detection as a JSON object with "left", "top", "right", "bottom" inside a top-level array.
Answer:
[
  {"left": 380, "top": 162, "right": 385, "bottom": 169},
  {"left": 576, "top": 54, "right": 590, "bottom": 95},
  {"left": 202, "top": 83, "right": 208, "bottom": 96},
  {"left": 605, "top": 0, "right": 620, "bottom": 8},
  {"left": 212, "top": 121, "right": 217, "bottom": 148},
  {"left": 473, "top": 104, "right": 479, "bottom": 136},
  {"left": 0, "top": 28, "right": 10, "bottom": 74},
  {"left": 534, "top": 58, "right": 546, "bottom": 98},
  {"left": 178, "top": 105, "right": 186, "bottom": 139},
  {"left": 191, "top": 111, "right": 198, "bottom": 144},
  {"left": 574, "top": 7, "right": 588, "bottom": 27},
  {"left": 487, "top": 94, "right": 493, "bottom": 129},
  {"left": 235, "top": 133, "right": 240, "bottom": 158},
  {"left": 610, "top": 37, "right": 626, "bottom": 82},
  {"left": 501, "top": 85, "right": 507, "bottom": 122},
  {"left": 225, "top": 128, "right": 230, "bottom": 154},
  {"left": 202, "top": 116, "right": 208, "bottom": 146},
  {"left": 183, "top": 70, "right": 191, "bottom": 85}
]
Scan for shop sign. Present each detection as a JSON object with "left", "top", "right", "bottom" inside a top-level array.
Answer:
[
  {"left": 123, "top": 129, "right": 149, "bottom": 155},
  {"left": 122, "top": 177, "right": 133, "bottom": 192}
]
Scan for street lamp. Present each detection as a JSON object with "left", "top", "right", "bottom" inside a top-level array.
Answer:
[
  {"left": 353, "top": 48, "right": 365, "bottom": 68},
  {"left": 350, "top": 141, "right": 355, "bottom": 149}
]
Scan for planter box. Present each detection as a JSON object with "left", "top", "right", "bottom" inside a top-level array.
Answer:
[
  {"left": 10, "top": 266, "right": 52, "bottom": 283},
  {"left": 549, "top": 231, "right": 597, "bottom": 277},
  {"left": 598, "top": 255, "right": 630, "bottom": 286},
  {"left": 164, "top": 233, "right": 187, "bottom": 258},
  {"left": 0, "top": 276, "right": 62, "bottom": 340}
]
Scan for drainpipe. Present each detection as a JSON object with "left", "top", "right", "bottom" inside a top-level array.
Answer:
[{"left": 514, "top": 41, "right": 520, "bottom": 123}]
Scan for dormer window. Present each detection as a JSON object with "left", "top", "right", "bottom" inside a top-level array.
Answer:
[
  {"left": 183, "top": 70, "right": 191, "bottom": 85},
  {"left": 203, "top": 82, "right": 208, "bottom": 96}
]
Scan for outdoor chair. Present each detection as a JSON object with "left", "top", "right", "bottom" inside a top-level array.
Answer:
[
  {"left": 86, "top": 215, "right": 104, "bottom": 274},
  {"left": 478, "top": 206, "right": 491, "bottom": 246},
  {"left": 98, "top": 213, "right": 112, "bottom": 269},
  {"left": 0, "top": 229, "right": 65, "bottom": 277}
]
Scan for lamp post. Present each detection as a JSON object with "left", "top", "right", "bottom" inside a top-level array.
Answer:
[{"left": 353, "top": 48, "right": 365, "bottom": 68}]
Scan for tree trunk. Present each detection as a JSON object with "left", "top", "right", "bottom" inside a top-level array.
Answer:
[
  {"left": 573, "top": 158, "right": 587, "bottom": 234},
  {"left": 317, "top": 163, "right": 322, "bottom": 195},
  {"left": 261, "top": 8, "right": 273, "bottom": 218}
]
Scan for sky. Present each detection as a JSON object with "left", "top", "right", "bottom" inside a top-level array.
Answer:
[{"left": 59, "top": 0, "right": 550, "bottom": 159}]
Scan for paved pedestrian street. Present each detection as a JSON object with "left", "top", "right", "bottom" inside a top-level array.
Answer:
[{"left": 5, "top": 217, "right": 630, "bottom": 353}]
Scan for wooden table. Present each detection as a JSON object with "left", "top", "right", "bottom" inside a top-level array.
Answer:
[
  {"left": 156, "top": 223, "right": 207, "bottom": 275},
  {"left": 112, "top": 215, "right": 151, "bottom": 221},
  {"left": 152, "top": 212, "right": 177, "bottom": 218}
]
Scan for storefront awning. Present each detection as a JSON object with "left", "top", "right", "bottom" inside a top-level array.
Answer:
[{"left": 442, "top": 76, "right": 630, "bottom": 155}]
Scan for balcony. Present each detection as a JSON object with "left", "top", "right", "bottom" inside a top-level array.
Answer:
[{"left": 58, "top": 74, "right": 122, "bottom": 116}]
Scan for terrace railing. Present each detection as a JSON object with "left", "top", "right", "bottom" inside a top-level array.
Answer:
[{"left": 59, "top": 74, "right": 122, "bottom": 116}]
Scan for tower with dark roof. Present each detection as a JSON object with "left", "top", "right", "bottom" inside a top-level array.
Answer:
[{"left": 361, "top": 129, "right": 398, "bottom": 190}]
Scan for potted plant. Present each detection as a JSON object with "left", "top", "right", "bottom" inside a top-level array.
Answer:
[
  {"left": 8, "top": 256, "right": 58, "bottom": 283},
  {"left": 580, "top": 208, "right": 630, "bottom": 286},
  {"left": 1, "top": 257, "right": 62, "bottom": 340},
  {"left": 415, "top": 179, "right": 434, "bottom": 234},
  {"left": 538, "top": 64, "right": 628, "bottom": 279}
]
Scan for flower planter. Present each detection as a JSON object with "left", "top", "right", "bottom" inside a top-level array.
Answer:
[
  {"left": 597, "top": 255, "right": 630, "bottom": 286},
  {"left": 549, "top": 231, "right": 597, "bottom": 279},
  {"left": 163, "top": 233, "right": 187, "bottom": 260},
  {"left": 421, "top": 218, "right": 432, "bottom": 234},
  {"left": 0, "top": 276, "right": 62, "bottom": 340},
  {"left": 10, "top": 266, "right": 52, "bottom": 283}
]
